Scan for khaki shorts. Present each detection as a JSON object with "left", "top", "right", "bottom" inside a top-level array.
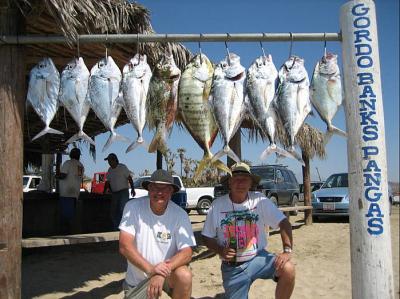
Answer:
[{"left": 123, "top": 278, "right": 172, "bottom": 299}]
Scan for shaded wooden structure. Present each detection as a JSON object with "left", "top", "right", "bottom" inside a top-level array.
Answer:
[{"left": 0, "top": 0, "right": 191, "bottom": 297}]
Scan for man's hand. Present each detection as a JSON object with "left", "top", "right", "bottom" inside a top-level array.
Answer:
[
  {"left": 274, "top": 252, "right": 292, "bottom": 271},
  {"left": 150, "top": 261, "right": 171, "bottom": 278},
  {"left": 147, "top": 274, "right": 165, "bottom": 299},
  {"left": 220, "top": 247, "right": 236, "bottom": 261}
]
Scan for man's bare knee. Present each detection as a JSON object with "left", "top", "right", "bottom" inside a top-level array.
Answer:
[{"left": 170, "top": 266, "right": 192, "bottom": 287}]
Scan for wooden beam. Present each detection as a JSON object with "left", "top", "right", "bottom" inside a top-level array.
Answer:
[{"left": 0, "top": 3, "right": 25, "bottom": 298}]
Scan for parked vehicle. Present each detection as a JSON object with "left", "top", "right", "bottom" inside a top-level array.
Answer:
[
  {"left": 23, "top": 175, "right": 42, "bottom": 192},
  {"left": 214, "top": 164, "right": 300, "bottom": 212},
  {"left": 91, "top": 172, "right": 108, "bottom": 194},
  {"left": 312, "top": 173, "right": 349, "bottom": 219},
  {"left": 299, "top": 181, "right": 324, "bottom": 202},
  {"left": 132, "top": 175, "right": 214, "bottom": 215},
  {"left": 312, "top": 173, "right": 395, "bottom": 219}
]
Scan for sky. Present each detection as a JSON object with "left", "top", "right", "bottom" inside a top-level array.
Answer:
[{"left": 74, "top": 0, "right": 399, "bottom": 183}]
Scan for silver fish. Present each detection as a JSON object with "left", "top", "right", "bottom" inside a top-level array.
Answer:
[
  {"left": 26, "top": 57, "right": 63, "bottom": 140},
  {"left": 147, "top": 53, "right": 181, "bottom": 154},
  {"left": 275, "top": 56, "right": 312, "bottom": 165},
  {"left": 178, "top": 54, "right": 230, "bottom": 177},
  {"left": 59, "top": 57, "right": 94, "bottom": 145},
  {"left": 88, "top": 56, "right": 129, "bottom": 152},
  {"left": 247, "top": 55, "right": 294, "bottom": 160},
  {"left": 209, "top": 53, "right": 246, "bottom": 163},
  {"left": 122, "top": 54, "right": 152, "bottom": 153},
  {"left": 310, "top": 53, "right": 346, "bottom": 141}
]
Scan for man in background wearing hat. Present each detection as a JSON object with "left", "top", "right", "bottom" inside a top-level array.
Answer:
[
  {"left": 119, "top": 169, "right": 196, "bottom": 299},
  {"left": 202, "top": 162, "right": 295, "bottom": 299},
  {"left": 103, "top": 153, "right": 135, "bottom": 230},
  {"left": 56, "top": 147, "right": 84, "bottom": 234}
]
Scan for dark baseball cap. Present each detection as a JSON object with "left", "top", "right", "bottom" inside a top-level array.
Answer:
[{"left": 104, "top": 153, "right": 118, "bottom": 161}]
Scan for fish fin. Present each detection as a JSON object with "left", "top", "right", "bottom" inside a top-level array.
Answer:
[
  {"left": 212, "top": 146, "right": 240, "bottom": 163},
  {"left": 287, "top": 148, "right": 305, "bottom": 166},
  {"left": 32, "top": 126, "right": 63, "bottom": 141},
  {"left": 126, "top": 137, "right": 147, "bottom": 153},
  {"left": 102, "top": 131, "right": 130, "bottom": 152},
  {"left": 66, "top": 131, "right": 95, "bottom": 145},
  {"left": 327, "top": 124, "right": 347, "bottom": 138},
  {"left": 148, "top": 130, "right": 167, "bottom": 154}
]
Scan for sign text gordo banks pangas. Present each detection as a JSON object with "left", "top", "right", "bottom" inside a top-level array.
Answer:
[{"left": 352, "top": 3, "right": 384, "bottom": 235}]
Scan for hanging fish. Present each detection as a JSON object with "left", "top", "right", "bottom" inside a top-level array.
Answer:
[
  {"left": 178, "top": 54, "right": 230, "bottom": 177},
  {"left": 59, "top": 57, "right": 94, "bottom": 145},
  {"left": 122, "top": 54, "right": 152, "bottom": 153},
  {"left": 88, "top": 56, "right": 129, "bottom": 152},
  {"left": 209, "top": 53, "right": 247, "bottom": 163},
  {"left": 147, "top": 53, "right": 181, "bottom": 154},
  {"left": 26, "top": 57, "right": 63, "bottom": 140},
  {"left": 275, "top": 56, "right": 312, "bottom": 165},
  {"left": 310, "top": 53, "right": 346, "bottom": 143},
  {"left": 247, "top": 55, "right": 295, "bottom": 160}
]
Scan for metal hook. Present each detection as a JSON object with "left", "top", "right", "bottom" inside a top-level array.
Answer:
[
  {"left": 198, "top": 33, "right": 203, "bottom": 64},
  {"left": 135, "top": 33, "right": 140, "bottom": 66},
  {"left": 105, "top": 30, "right": 108, "bottom": 63},
  {"left": 260, "top": 38, "right": 266, "bottom": 64},
  {"left": 289, "top": 32, "right": 294, "bottom": 58},
  {"left": 77, "top": 35, "right": 80, "bottom": 59},
  {"left": 323, "top": 32, "right": 327, "bottom": 58},
  {"left": 225, "top": 33, "right": 231, "bottom": 65}
]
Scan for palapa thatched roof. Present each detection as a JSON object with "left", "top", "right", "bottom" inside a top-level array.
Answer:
[{"left": 15, "top": 0, "right": 191, "bottom": 166}]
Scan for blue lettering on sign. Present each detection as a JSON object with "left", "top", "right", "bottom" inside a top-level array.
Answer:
[{"left": 352, "top": 2, "right": 384, "bottom": 235}]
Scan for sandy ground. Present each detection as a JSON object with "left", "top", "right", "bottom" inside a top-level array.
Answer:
[{"left": 22, "top": 207, "right": 399, "bottom": 299}]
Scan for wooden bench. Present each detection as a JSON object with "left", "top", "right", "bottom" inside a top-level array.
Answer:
[{"left": 279, "top": 205, "right": 313, "bottom": 223}]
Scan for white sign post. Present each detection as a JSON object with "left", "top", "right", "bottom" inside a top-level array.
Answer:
[{"left": 340, "top": 1, "right": 394, "bottom": 298}]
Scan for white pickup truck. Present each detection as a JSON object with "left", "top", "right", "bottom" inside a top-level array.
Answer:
[
  {"left": 131, "top": 175, "right": 214, "bottom": 215},
  {"left": 23, "top": 175, "right": 42, "bottom": 192}
]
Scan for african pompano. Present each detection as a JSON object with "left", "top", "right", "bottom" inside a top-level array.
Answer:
[
  {"left": 26, "top": 57, "right": 63, "bottom": 140},
  {"left": 147, "top": 54, "right": 181, "bottom": 154},
  {"left": 88, "top": 56, "right": 129, "bottom": 152},
  {"left": 275, "top": 56, "right": 312, "bottom": 165},
  {"left": 209, "top": 53, "right": 246, "bottom": 163},
  {"left": 247, "top": 55, "right": 294, "bottom": 160},
  {"left": 122, "top": 54, "right": 152, "bottom": 153},
  {"left": 59, "top": 57, "right": 94, "bottom": 145},
  {"left": 178, "top": 54, "right": 229, "bottom": 177},
  {"left": 310, "top": 53, "right": 346, "bottom": 142}
]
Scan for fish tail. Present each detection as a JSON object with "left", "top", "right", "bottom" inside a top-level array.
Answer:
[
  {"left": 327, "top": 125, "right": 347, "bottom": 138},
  {"left": 102, "top": 131, "right": 130, "bottom": 152},
  {"left": 212, "top": 145, "right": 240, "bottom": 163},
  {"left": 126, "top": 137, "right": 147, "bottom": 153},
  {"left": 260, "top": 144, "right": 292, "bottom": 160},
  {"left": 193, "top": 154, "right": 212, "bottom": 182},
  {"left": 66, "top": 130, "right": 95, "bottom": 145},
  {"left": 148, "top": 130, "right": 167, "bottom": 154},
  {"left": 286, "top": 147, "right": 305, "bottom": 166},
  {"left": 32, "top": 126, "right": 63, "bottom": 141}
]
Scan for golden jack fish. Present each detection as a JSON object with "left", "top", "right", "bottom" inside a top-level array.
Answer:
[{"left": 178, "top": 54, "right": 229, "bottom": 178}]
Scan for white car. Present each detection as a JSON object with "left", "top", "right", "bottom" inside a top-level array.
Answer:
[{"left": 23, "top": 175, "right": 42, "bottom": 192}]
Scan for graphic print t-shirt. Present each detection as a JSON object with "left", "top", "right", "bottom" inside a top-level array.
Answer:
[{"left": 202, "top": 192, "right": 285, "bottom": 262}]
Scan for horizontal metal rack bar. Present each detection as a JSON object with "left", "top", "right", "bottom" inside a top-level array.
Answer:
[{"left": 0, "top": 32, "right": 341, "bottom": 45}]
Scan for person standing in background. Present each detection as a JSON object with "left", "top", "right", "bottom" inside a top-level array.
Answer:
[
  {"left": 57, "top": 147, "right": 84, "bottom": 234},
  {"left": 103, "top": 153, "right": 136, "bottom": 230}
]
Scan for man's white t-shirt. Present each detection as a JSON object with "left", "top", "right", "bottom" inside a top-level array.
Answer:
[
  {"left": 202, "top": 192, "right": 285, "bottom": 262},
  {"left": 119, "top": 197, "right": 196, "bottom": 287},
  {"left": 59, "top": 159, "right": 84, "bottom": 199},
  {"left": 106, "top": 163, "right": 132, "bottom": 193}
]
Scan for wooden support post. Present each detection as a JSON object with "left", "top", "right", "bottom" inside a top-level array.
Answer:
[
  {"left": 227, "top": 130, "right": 242, "bottom": 168},
  {"left": 55, "top": 152, "right": 62, "bottom": 193},
  {"left": 0, "top": 3, "right": 25, "bottom": 298},
  {"left": 302, "top": 152, "right": 312, "bottom": 225},
  {"left": 156, "top": 150, "right": 163, "bottom": 170},
  {"left": 340, "top": 1, "right": 394, "bottom": 298}
]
